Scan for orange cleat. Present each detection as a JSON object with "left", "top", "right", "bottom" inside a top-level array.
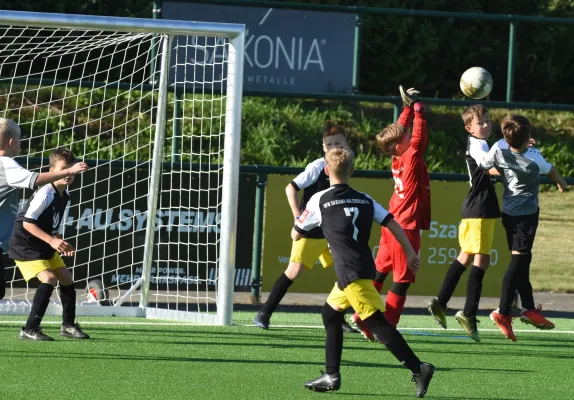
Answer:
[
  {"left": 351, "top": 313, "right": 375, "bottom": 342},
  {"left": 520, "top": 305, "right": 555, "bottom": 330},
  {"left": 490, "top": 309, "right": 517, "bottom": 342}
]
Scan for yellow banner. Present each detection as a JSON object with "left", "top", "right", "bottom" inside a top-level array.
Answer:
[{"left": 261, "top": 175, "right": 510, "bottom": 296}]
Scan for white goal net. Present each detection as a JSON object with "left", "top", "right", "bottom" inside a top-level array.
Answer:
[{"left": 0, "top": 11, "right": 245, "bottom": 325}]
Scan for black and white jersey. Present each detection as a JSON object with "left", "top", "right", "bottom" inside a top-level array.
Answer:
[
  {"left": 461, "top": 135, "right": 501, "bottom": 219},
  {"left": 294, "top": 184, "right": 393, "bottom": 290},
  {"left": 9, "top": 184, "right": 69, "bottom": 261},
  {"left": 290, "top": 157, "right": 330, "bottom": 239}
]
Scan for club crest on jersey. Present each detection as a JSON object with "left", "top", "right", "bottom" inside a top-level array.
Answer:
[
  {"left": 299, "top": 209, "right": 310, "bottom": 222},
  {"left": 53, "top": 213, "right": 60, "bottom": 228}
]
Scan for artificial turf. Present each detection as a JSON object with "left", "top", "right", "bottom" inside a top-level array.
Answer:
[{"left": 0, "top": 312, "right": 572, "bottom": 399}]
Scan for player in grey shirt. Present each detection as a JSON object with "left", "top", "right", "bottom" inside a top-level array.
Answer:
[
  {"left": 478, "top": 115, "right": 567, "bottom": 342},
  {"left": 0, "top": 118, "right": 88, "bottom": 299},
  {"left": 480, "top": 138, "right": 553, "bottom": 216}
]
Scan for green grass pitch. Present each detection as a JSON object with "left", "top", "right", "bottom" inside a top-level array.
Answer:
[{"left": 0, "top": 312, "right": 572, "bottom": 399}]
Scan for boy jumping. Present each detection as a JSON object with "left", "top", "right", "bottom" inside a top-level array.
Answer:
[
  {"left": 427, "top": 104, "right": 501, "bottom": 342},
  {"left": 352, "top": 86, "right": 431, "bottom": 339},
  {"left": 479, "top": 115, "right": 567, "bottom": 341}
]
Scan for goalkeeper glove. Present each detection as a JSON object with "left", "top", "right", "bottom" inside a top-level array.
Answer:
[{"left": 399, "top": 85, "right": 420, "bottom": 108}]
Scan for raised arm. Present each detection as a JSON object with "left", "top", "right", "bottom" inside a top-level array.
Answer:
[
  {"left": 397, "top": 106, "right": 414, "bottom": 129},
  {"left": 410, "top": 103, "right": 428, "bottom": 152}
]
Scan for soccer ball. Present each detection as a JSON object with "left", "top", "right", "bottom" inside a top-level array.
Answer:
[{"left": 459, "top": 67, "right": 493, "bottom": 99}]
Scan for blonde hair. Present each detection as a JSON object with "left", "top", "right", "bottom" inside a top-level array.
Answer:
[
  {"left": 0, "top": 118, "right": 20, "bottom": 148},
  {"left": 462, "top": 104, "right": 489, "bottom": 126},
  {"left": 501, "top": 115, "right": 532, "bottom": 149},
  {"left": 376, "top": 123, "right": 406, "bottom": 155},
  {"left": 326, "top": 146, "right": 354, "bottom": 179}
]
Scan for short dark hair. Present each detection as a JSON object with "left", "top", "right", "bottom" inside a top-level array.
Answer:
[
  {"left": 323, "top": 121, "right": 347, "bottom": 139},
  {"left": 501, "top": 115, "right": 532, "bottom": 149},
  {"left": 462, "top": 104, "right": 489, "bottom": 126},
  {"left": 49, "top": 148, "right": 76, "bottom": 168}
]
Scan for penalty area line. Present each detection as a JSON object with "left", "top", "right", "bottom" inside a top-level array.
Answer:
[
  {"left": 0, "top": 320, "right": 572, "bottom": 334},
  {"left": 240, "top": 324, "right": 574, "bottom": 334}
]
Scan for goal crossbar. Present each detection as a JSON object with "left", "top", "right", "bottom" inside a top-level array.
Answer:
[{"left": 0, "top": 10, "right": 244, "bottom": 38}]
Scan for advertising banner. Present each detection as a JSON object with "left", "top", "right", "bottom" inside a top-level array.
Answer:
[
  {"left": 5, "top": 166, "right": 256, "bottom": 292},
  {"left": 163, "top": 2, "right": 356, "bottom": 94},
  {"left": 261, "top": 175, "right": 510, "bottom": 296}
]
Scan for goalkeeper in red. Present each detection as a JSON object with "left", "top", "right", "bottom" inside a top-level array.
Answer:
[{"left": 352, "top": 87, "right": 431, "bottom": 339}]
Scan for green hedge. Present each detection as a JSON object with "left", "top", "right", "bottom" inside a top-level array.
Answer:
[
  {"left": 2, "top": 84, "right": 573, "bottom": 177},
  {"left": 241, "top": 97, "right": 574, "bottom": 177}
]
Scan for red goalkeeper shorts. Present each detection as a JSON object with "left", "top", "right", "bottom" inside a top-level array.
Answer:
[{"left": 375, "top": 227, "right": 420, "bottom": 283}]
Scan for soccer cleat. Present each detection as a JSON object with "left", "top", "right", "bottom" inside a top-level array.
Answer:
[
  {"left": 412, "top": 362, "right": 435, "bottom": 398},
  {"left": 427, "top": 297, "right": 447, "bottom": 329},
  {"left": 490, "top": 309, "right": 517, "bottom": 342},
  {"left": 341, "top": 317, "right": 360, "bottom": 334},
  {"left": 19, "top": 327, "right": 54, "bottom": 341},
  {"left": 253, "top": 312, "right": 270, "bottom": 330},
  {"left": 304, "top": 371, "right": 341, "bottom": 392},
  {"left": 520, "top": 305, "right": 555, "bottom": 330},
  {"left": 60, "top": 323, "right": 90, "bottom": 339},
  {"left": 350, "top": 313, "right": 375, "bottom": 342},
  {"left": 454, "top": 311, "right": 480, "bottom": 342}
]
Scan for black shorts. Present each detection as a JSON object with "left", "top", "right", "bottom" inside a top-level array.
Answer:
[{"left": 501, "top": 209, "right": 539, "bottom": 253}]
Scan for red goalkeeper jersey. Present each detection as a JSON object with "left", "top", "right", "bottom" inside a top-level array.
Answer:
[{"left": 388, "top": 106, "right": 431, "bottom": 230}]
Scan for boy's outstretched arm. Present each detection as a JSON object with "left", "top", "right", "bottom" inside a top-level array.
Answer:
[
  {"left": 35, "top": 162, "right": 89, "bottom": 187},
  {"left": 386, "top": 219, "right": 420, "bottom": 273},
  {"left": 547, "top": 167, "right": 568, "bottom": 192}
]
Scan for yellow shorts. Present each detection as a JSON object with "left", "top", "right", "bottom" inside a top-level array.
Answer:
[
  {"left": 15, "top": 253, "right": 66, "bottom": 282},
  {"left": 327, "top": 279, "right": 385, "bottom": 320},
  {"left": 458, "top": 218, "right": 496, "bottom": 255},
  {"left": 290, "top": 238, "right": 333, "bottom": 269}
]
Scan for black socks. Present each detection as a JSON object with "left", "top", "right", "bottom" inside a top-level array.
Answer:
[
  {"left": 437, "top": 260, "right": 466, "bottom": 307},
  {"left": 260, "top": 273, "right": 293, "bottom": 316},
  {"left": 25, "top": 283, "right": 54, "bottom": 330}
]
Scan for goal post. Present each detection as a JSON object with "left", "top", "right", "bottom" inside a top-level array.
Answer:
[{"left": 0, "top": 10, "right": 245, "bottom": 325}]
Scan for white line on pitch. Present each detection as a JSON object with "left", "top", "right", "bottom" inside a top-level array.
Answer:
[
  {"left": 239, "top": 324, "right": 574, "bottom": 334},
  {"left": 0, "top": 320, "right": 573, "bottom": 334}
]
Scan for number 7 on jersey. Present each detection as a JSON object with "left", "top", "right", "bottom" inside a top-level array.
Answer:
[{"left": 344, "top": 207, "right": 359, "bottom": 241}]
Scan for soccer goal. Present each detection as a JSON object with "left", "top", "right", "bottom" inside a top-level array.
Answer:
[{"left": 0, "top": 10, "right": 245, "bottom": 325}]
